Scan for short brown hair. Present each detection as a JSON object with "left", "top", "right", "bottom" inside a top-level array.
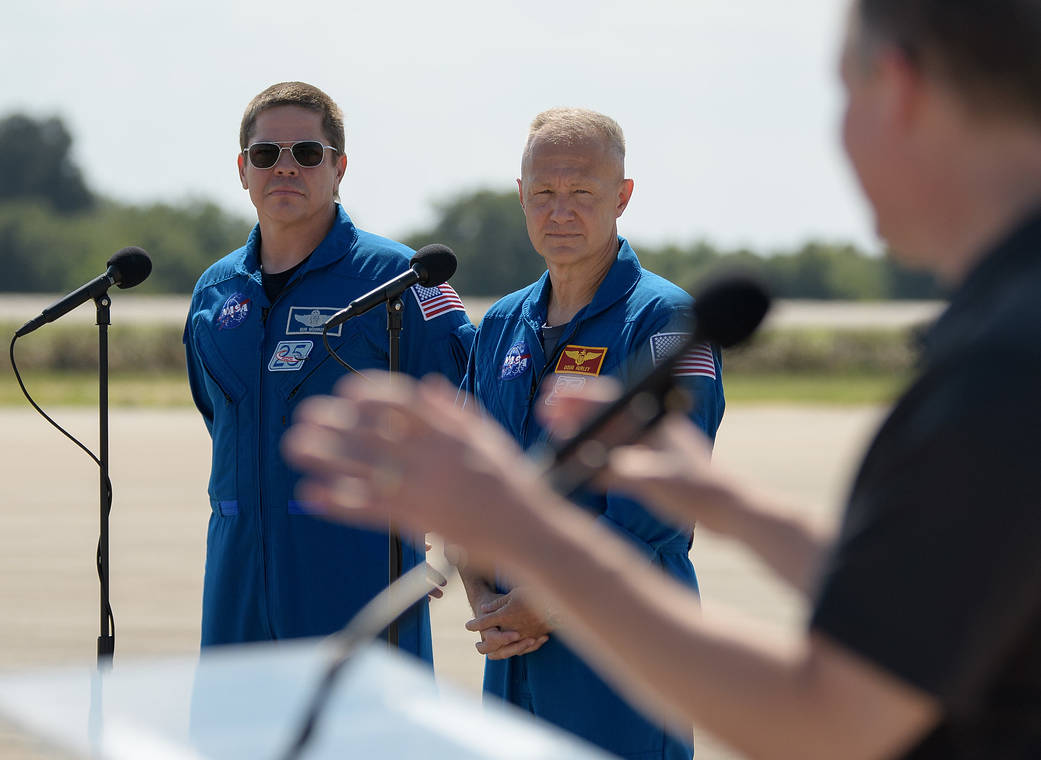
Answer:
[
  {"left": 239, "top": 82, "right": 346, "bottom": 154},
  {"left": 855, "top": 0, "right": 1041, "bottom": 125}
]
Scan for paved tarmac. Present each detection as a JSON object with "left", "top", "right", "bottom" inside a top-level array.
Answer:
[{"left": 0, "top": 403, "right": 886, "bottom": 759}]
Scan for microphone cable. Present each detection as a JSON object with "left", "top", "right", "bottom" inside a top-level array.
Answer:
[
  {"left": 277, "top": 554, "right": 452, "bottom": 760},
  {"left": 9, "top": 334, "right": 116, "bottom": 646},
  {"left": 321, "top": 323, "right": 367, "bottom": 377}
]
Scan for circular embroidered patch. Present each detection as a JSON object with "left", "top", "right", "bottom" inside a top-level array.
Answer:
[
  {"left": 501, "top": 341, "right": 532, "bottom": 380},
  {"left": 217, "top": 293, "right": 251, "bottom": 330}
]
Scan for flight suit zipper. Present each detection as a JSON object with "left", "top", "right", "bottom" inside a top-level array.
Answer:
[{"left": 521, "top": 321, "right": 579, "bottom": 443}]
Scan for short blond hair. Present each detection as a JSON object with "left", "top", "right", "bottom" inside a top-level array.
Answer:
[{"left": 522, "top": 107, "right": 626, "bottom": 173}]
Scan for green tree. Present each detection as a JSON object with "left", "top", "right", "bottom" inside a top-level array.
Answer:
[
  {"left": 403, "top": 188, "right": 544, "bottom": 296},
  {"left": 0, "top": 113, "right": 93, "bottom": 212},
  {"left": 0, "top": 198, "right": 251, "bottom": 293},
  {"left": 764, "top": 242, "right": 888, "bottom": 300},
  {"left": 882, "top": 255, "right": 944, "bottom": 299}
]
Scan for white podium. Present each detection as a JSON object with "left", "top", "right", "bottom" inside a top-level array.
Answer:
[{"left": 0, "top": 640, "right": 613, "bottom": 759}]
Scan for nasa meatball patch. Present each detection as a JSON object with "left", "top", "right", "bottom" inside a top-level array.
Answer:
[
  {"left": 217, "top": 293, "right": 251, "bottom": 330},
  {"left": 501, "top": 341, "right": 532, "bottom": 380}
]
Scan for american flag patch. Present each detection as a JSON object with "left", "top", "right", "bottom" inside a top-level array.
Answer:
[
  {"left": 410, "top": 283, "right": 466, "bottom": 321},
  {"left": 649, "top": 332, "right": 717, "bottom": 379}
]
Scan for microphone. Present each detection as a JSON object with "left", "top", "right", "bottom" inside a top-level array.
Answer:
[
  {"left": 324, "top": 244, "right": 457, "bottom": 330},
  {"left": 15, "top": 247, "right": 153, "bottom": 338},
  {"left": 546, "top": 273, "right": 771, "bottom": 496}
]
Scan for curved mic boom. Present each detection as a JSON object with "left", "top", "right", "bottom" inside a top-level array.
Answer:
[
  {"left": 15, "top": 247, "right": 152, "bottom": 338},
  {"left": 324, "top": 244, "right": 457, "bottom": 330}
]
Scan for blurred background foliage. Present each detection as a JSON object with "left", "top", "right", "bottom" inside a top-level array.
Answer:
[{"left": 1, "top": 112, "right": 944, "bottom": 301}]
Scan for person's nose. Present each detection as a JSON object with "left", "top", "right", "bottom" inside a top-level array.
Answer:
[
  {"left": 548, "top": 195, "right": 574, "bottom": 223},
  {"left": 272, "top": 147, "right": 299, "bottom": 176}
]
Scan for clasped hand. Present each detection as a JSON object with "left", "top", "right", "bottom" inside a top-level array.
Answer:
[{"left": 465, "top": 588, "right": 553, "bottom": 660}]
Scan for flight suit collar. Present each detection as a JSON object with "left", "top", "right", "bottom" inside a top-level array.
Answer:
[
  {"left": 232, "top": 203, "right": 358, "bottom": 284},
  {"left": 519, "top": 236, "right": 642, "bottom": 332}
]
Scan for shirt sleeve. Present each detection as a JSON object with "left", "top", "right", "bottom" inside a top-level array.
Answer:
[{"left": 811, "top": 355, "right": 1041, "bottom": 715}]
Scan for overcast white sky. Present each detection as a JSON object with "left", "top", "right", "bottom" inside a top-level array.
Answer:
[{"left": 3, "top": 0, "right": 879, "bottom": 253}]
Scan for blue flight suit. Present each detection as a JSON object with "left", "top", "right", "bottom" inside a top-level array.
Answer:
[
  {"left": 463, "top": 238, "right": 724, "bottom": 759},
  {"left": 184, "top": 205, "right": 475, "bottom": 656}
]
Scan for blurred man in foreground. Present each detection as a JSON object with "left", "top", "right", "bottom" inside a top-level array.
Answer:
[
  {"left": 453, "top": 107, "right": 723, "bottom": 759},
  {"left": 284, "top": 2, "right": 1041, "bottom": 758}
]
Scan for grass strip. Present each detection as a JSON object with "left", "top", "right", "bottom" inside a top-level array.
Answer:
[
  {"left": 1, "top": 370, "right": 908, "bottom": 408},
  {"left": 2, "top": 370, "right": 193, "bottom": 408}
]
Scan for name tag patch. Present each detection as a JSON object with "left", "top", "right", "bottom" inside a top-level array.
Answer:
[
  {"left": 286, "top": 306, "right": 342, "bottom": 336},
  {"left": 268, "top": 340, "right": 314, "bottom": 372},
  {"left": 544, "top": 374, "right": 587, "bottom": 406},
  {"left": 555, "top": 345, "right": 607, "bottom": 376}
]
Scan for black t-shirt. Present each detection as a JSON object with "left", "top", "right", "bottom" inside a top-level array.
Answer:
[
  {"left": 261, "top": 257, "right": 308, "bottom": 302},
  {"left": 540, "top": 322, "right": 568, "bottom": 360},
  {"left": 811, "top": 209, "right": 1041, "bottom": 759}
]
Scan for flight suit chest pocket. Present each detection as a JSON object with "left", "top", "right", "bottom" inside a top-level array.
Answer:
[
  {"left": 193, "top": 326, "right": 248, "bottom": 512},
  {"left": 194, "top": 325, "right": 249, "bottom": 406},
  {"left": 277, "top": 321, "right": 381, "bottom": 404}
]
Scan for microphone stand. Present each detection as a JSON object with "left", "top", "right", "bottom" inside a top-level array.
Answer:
[
  {"left": 95, "top": 294, "right": 115, "bottom": 666},
  {"left": 385, "top": 296, "right": 404, "bottom": 648}
]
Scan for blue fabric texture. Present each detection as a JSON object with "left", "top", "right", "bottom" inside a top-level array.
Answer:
[
  {"left": 462, "top": 238, "right": 725, "bottom": 759},
  {"left": 184, "top": 205, "right": 475, "bottom": 657}
]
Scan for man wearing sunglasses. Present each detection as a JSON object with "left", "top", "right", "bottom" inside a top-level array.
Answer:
[{"left": 183, "top": 81, "right": 474, "bottom": 657}]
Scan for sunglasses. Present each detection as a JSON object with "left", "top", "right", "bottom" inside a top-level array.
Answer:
[{"left": 243, "top": 141, "right": 338, "bottom": 169}]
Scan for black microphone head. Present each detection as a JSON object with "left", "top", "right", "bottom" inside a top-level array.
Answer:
[
  {"left": 410, "top": 244, "right": 457, "bottom": 287},
  {"left": 692, "top": 272, "right": 772, "bottom": 348},
  {"left": 107, "top": 247, "right": 152, "bottom": 289}
]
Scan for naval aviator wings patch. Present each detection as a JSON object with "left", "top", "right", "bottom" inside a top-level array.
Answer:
[
  {"left": 555, "top": 345, "right": 607, "bottom": 376},
  {"left": 286, "top": 306, "right": 343, "bottom": 337}
]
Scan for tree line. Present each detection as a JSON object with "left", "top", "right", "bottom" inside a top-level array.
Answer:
[{"left": 0, "top": 113, "right": 942, "bottom": 299}]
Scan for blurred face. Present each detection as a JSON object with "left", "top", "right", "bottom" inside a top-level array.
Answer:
[
  {"left": 840, "top": 21, "right": 892, "bottom": 234},
  {"left": 518, "top": 135, "right": 634, "bottom": 271},
  {"left": 838, "top": 13, "right": 928, "bottom": 264},
  {"left": 237, "top": 105, "right": 346, "bottom": 228}
]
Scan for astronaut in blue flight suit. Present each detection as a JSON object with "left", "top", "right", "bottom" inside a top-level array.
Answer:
[
  {"left": 460, "top": 108, "right": 724, "bottom": 759},
  {"left": 183, "top": 82, "right": 473, "bottom": 654}
]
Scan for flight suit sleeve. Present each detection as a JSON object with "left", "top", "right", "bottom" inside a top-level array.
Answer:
[
  {"left": 595, "top": 307, "right": 725, "bottom": 556},
  {"left": 183, "top": 307, "right": 215, "bottom": 435},
  {"left": 459, "top": 322, "right": 482, "bottom": 401},
  {"left": 399, "top": 284, "right": 476, "bottom": 387}
]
